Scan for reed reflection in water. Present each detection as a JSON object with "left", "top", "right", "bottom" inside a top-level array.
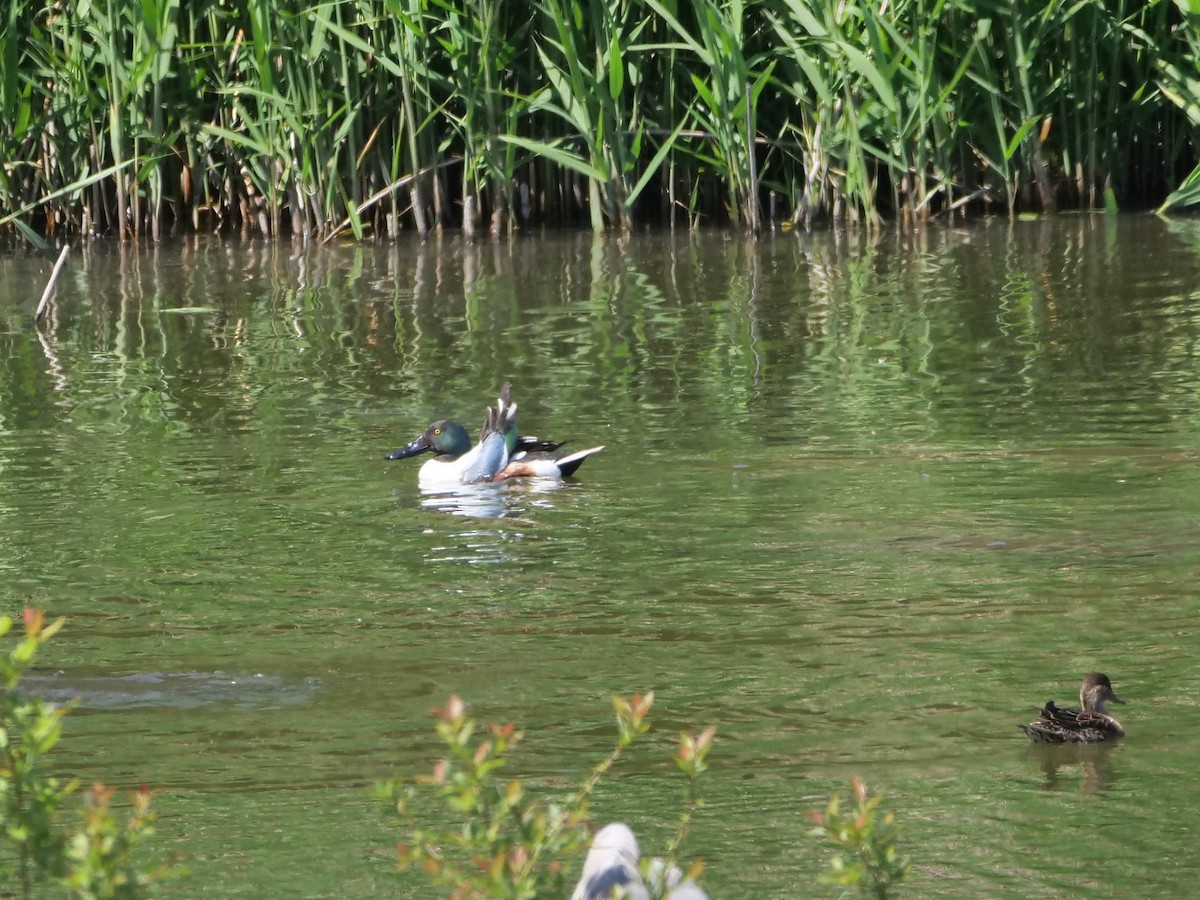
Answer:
[{"left": 2, "top": 218, "right": 1200, "bottom": 896}]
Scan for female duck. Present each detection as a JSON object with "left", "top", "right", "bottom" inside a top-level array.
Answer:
[{"left": 1019, "top": 672, "right": 1126, "bottom": 743}]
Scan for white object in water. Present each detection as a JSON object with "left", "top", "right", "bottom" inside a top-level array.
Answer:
[{"left": 571, "top": 823, "right": 710, "bottom": 900}]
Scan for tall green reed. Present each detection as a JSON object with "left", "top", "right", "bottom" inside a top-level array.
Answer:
[
  {"left": 430, "top": 0, "right": 524, "bottom": 236},
  {"left": 649, "top": 0, "right": 774, "bottom": 229},
  {"left": 1, "top": 0, "right": 1197, "bottom": 240},
  {"left": 512, "top": 0, "right": 657, "bottom": 231}
]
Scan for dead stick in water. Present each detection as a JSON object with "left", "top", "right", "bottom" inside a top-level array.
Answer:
[{"left": 34, "top": 245, "right": 71, "bottom": 324}]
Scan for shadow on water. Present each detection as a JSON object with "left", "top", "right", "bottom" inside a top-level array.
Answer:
[
  {"left": 1026, "top": 742, "right": 1123, "bottom": 795},
  {"left": 21, "top": 671, "right": 320, "bottom": 711},
  {"left": 409, "top": 478, "right": 585, "bottom": 521}
]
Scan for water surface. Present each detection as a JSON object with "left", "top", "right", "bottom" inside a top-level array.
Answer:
[{"left": 2, "top": 217, "right": 1200, "bottom": 896}]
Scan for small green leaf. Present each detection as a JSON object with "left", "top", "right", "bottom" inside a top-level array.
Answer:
[
  {"left": 1159, "top": 162, "right": 1200, "bottom": 211},
  {"left": 607, "top": 34, "right": 623, "bottom": 100}
]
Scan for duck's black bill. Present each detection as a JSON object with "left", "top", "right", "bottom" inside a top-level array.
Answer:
[{"left": 385, "top": 436, "right": 431, "bottom": 460}]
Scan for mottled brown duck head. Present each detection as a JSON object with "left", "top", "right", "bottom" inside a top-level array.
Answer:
[{"left": 1080, "top": 672, "right": 1124, "bottom": 714}]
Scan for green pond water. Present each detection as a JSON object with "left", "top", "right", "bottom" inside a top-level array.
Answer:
[{"left": 2, "top": 217, "right": 1200, "bottom": 897}]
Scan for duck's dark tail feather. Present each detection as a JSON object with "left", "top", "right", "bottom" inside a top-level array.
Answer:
[
  {"left": 1019, "top": 722, "right": 1060, "bottom": 743},
  {"left": 516, "top": 436, "right": 569, "bottom": 454},
  {"left": 556, "top": 445, "right": 605, "bottom": 477},
  {"left": 480, "top": 382, "right": 517, "bottom": 443}
]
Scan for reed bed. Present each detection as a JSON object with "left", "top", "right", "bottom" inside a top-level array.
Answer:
[{"left": 2, "top": 0, "right": 1198, "bottom": 241}]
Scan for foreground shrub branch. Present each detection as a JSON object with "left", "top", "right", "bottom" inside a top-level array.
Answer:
[
  {"left": 380, "top": 691, "right": 716, "bottom": 898},
  {"left": 0, "top": 609, "right": 178, "bottom": 899}
]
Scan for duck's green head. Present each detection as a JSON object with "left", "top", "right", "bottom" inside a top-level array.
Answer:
[{"left": 386, "top": 419, "right": 472, "bottom": 461}]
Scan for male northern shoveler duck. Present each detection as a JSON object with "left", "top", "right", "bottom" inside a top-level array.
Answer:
[
  {"left": 385, "top": 383, "right": 604, "bottom": 487},
  {"left": 1019, "top": 672, "right": 1126, "bottom": 744}
]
